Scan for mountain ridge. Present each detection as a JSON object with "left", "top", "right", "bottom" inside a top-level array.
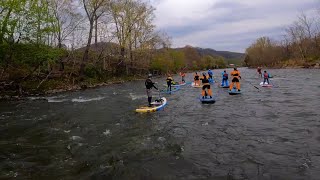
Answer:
[{"left": 173, "top": 46, "right": 245, "bottom": 60}]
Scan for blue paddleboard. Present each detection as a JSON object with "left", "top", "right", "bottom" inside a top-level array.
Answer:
[
  {"left": 228, "top": 88, "right": 241, "bottom": 95},
  {"left": 162, "top": 86, "right": 181, "bottom": 94},
  {"left": 199, "top": 96, "right": 216, "bottom": 104}
]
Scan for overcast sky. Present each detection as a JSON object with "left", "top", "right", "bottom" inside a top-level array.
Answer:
[{"left": 150, "top": 0, "right": 319, "bottom": 52}]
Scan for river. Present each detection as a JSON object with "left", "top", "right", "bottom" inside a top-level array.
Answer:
[{"left": 1, "top": 68, "right": 320, "bottom": 179}]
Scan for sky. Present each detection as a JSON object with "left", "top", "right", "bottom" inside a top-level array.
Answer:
[{"left": 150, "top": 0, "right": 319, "bottom": 53}]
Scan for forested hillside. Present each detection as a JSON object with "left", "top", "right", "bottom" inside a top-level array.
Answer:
[{"left": 244, "top": 13, "right": 320, "bottom": 68}]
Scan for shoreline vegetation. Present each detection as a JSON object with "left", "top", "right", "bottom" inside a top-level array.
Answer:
[
  {"left": 244, "top": 12, "right": 320, "bottom": 69},
  {"left": 2, "top": 1, "right": 318, "bottom": 100},
  {"left": 0, "top": 0, "right": 241, "bottom": 100}
]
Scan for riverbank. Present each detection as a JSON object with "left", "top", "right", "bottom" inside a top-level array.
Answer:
[
  {"left": 247, "top": 59, "right": 320, "bottom": 69},
  {"left": 0, "top": 75, "right": 145, "bottom": 101}
]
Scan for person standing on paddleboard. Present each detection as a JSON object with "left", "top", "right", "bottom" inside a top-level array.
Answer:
[
  {"left": 257, "top": 66, "right": 262, "bottom": 78},
  {"left": 180, "top": 71, "right": 186, "bottom": 83},
  {"left": 166, "top": 74, "right": 174, "bottom": 92},
  {"left": 221, "top": 70, "right": 229, "bottom": 87},
  {"left": 208, "top": 69, "right": 213, "bottom": 79},
  {"left": 194, "top": 72, "right": 200, "bottom": 86},
  {"left": 200, "top": 73, "right": 212, "bottom": 99},
  {"left": 263, "top": 70, "right": 270, "bottom": 84},
  {"left": 230, "top": 67, "right": 241, "bottom": 91},
  {"left": 145, "top": 74, "right": 158, "bottom": 107}
]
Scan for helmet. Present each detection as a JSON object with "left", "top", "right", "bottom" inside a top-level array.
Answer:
[{"left": 148, "top": 74, "right": 152, "bottom": 78}]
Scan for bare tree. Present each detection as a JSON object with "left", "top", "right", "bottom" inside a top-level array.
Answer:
[{"left": 79, "top": 0, "right": 109, "bottom": 76}]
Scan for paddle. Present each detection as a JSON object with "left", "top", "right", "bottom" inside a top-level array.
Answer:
[
  {"left": 154, "top": 82, "right": 161, "bottom": 100},
  {"left": 154, "top": 84, "right": 164, "bottom": 103},
  {"left": 269, "top": 79, "right": 279, "bottom": 88},
  {"left": 242, "top": 78, "right": 260, "bottom": 91}
]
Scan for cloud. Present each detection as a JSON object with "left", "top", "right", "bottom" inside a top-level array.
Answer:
[{"left": 151, "top": 0, "right": 319, "bottom": 52}]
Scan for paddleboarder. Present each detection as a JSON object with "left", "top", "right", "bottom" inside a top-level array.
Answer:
[
  {"left": 145, "top": 74, "right": 158, "bottom": 107},
  {"left": 263, "top": 70, "right": 270, "bottom": 84},
  {"left": 221, "top": 70, "right": 229, "bottom": 87},
  {"left": 194, "top": 72, "right": 200, "bottom": 86},
  {"left": 166, "top": 74, "right": 174, "bottom": 92},
  {"left": 208, "top": 69, "right": 213, "bottom": 79},
  {"left": 230, "top": 67, "right": 241, "bottom": 91},
  {"left": 180, "top": 71, "right": 186, "bottom": 83},
  {"left": 200, "top": 73, "right": 212, "bottom": 99},
  {"left": 257, "top": 66, "right": 262, "bottom": 78}
]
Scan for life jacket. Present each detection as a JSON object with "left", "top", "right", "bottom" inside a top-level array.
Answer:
[
  {"left": 208, "top": 71, "right": 213, "bottom": 76},
  {"left": 223, "top": 73, "right": 228, "bottom": 77},
  {"left": 194, "top": 74, "right": 199, "bottom": 80},
  {"left": 166, "top": 77, "right": 173, "bottom": 83},
  {"left": 180, "top": 72, "right": 185, "bottom": 77},
  {"left": 264, "top": 73, "right": 269, "bottom": 78},
  {"left": 201, "top": 76, "right": 210, "bottom": 85},
  {"left": 145, "top": 78, "right": 154, "bottom": 89},
  {"left": 257, "top": 68, "right": 261, "bottom": 73},
  {"left": 231, "top": 70, "right": 240, "bottom": 79}
]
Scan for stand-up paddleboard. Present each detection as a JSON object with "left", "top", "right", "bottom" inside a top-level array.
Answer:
[
  {"left": 179, "top": 82, "right": 186, "bottom": 85},
  {"left": 199, "top": 96, "right": 216, "bottom": 104},
  {"left": 162, "top": 85, "right": 181, "bottom": 94},
  {"left": 136, "top": 97, "right": 167, "bottom": 113},
  {"left": 228, "top": 87, "right": 241, "bottom": 95},
  {"left": 220, "top": 84, "right": 229, "bottom": 88},
  {"left": 260, "top": 82, "right": 273, "bottom": 87},
  {"left": 191, "top": 82, "right": 202, "bottom": 88},
  {"left": 163, "top": 84, "right": 181, "bottom": 87},
  {"left": 209, "top": 78, "right": 214, "bottom": 84}
]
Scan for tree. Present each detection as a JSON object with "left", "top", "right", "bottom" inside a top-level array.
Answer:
[
  {"left": 48, "top": 0, "right": 82, "bottom": 48},
  {"left": 80, "top": 0, "right": 109, "bottom": 76},
  {"left": 110, "top": 0, "right": 156, "bottom": 74}
]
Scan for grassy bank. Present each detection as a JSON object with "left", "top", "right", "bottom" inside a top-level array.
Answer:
[{"left": 0, "top": 75, "right": 143, "bottom": 100}]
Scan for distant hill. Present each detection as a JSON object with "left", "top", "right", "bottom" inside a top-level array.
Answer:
[
  {"left": 75, "top": 42, "right": 120, "bottom": 52},
  {"left": 76, "top": 43, "right": 245, "bottom": 60},
  {"left": 173, "top": 46, "right": 244, "bottom": 60},
  {"left": 195, "top": 47, "right": 245, "bottom": 59}
]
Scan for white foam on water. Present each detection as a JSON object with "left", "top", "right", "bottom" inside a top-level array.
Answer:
[
  {"left": 103, "top": 129, "right": 111, "bottom": 136},
  {"left": 28, "top": 97, "right": 47, "bottom": 101},
  {"left": 157, "top": 137, "right": 166, "bottom": 142},
  {"left": 71, "top": 96, "right": 105, "bottom": 102},
  {"left": 64, "top": 130, "right": 71, "bottom": 133},
  {"left": 115, "top": 123, "right": 120, "bottom": 126},
  {"left": 129, "top": 93, "right": 145, "bottom": 100},
  {"left": 70, "top": 136, "right": 83, "bottom": 141},
  {"left": 47, "top": 98, "right": 68, "bottom": 103},
  {"left": 202, "top": 122, "right": 209, "bottom": 126},
  {"left": 51, "top": 128, "right": 60, "bottom": 131}
]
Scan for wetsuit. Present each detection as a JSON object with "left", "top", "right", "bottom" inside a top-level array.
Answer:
[
  {"left": 230, "top": 70, "right": 241, "bottom": 91},
  {"left": 145, "top": 78, "right": 158, "bottom": 106},
  {"left": 194, "top": 74, "right": 200, "bottom": 86},
  {"left": 208, "top": 70, "right": 213, "bottom": 79},
  {"left": 180, "top": 72, "right": 186, "bottom": 83},
  {"left": 221, "top": 72, "right": 229, "bottom": 86},
  {"left": 166, "top": 76, "right": 173, "bottom": 91},
  {"left": 263, "top": 72, "right": 269, "bottom": 84},
  {"left": 200, "top": 76, "right": 212, "bottom": 98},
  {"left": 257, "top": 67, "right": 262, "bottom": 78}
]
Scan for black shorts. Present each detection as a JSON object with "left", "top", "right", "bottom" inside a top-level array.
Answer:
[
  {"left": 202, "top": 85, "right": 210, "bottom": 90},
  {"left": 232, "top": 78, "right": 239, "bottom": 82}
]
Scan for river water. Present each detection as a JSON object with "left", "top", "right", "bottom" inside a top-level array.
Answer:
[{"left": 1, "top": 68, "right": 320, "bottom": 179}]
